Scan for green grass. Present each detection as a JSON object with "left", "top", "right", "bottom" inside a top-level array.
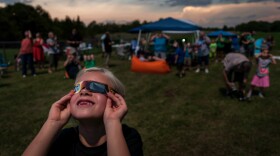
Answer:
[{"left": 1, "top": 37, "right": 280, "bottom": 156}]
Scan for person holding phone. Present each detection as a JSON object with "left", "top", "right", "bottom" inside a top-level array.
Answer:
[{"left": 23, "top": 67, "right": 143, "bottom": 156}]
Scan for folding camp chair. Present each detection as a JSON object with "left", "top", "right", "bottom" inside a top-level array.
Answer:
[
  {"left": 0, "top": 51, "right": 9, "bottom": 77},
  {"left": 113, "top": 43, "right": 130, "bottom": 59}
]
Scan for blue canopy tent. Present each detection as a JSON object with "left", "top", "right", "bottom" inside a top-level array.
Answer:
[
  {"left": 129, "top": 17, "right": 201, "bottom": 33},
  {"left": 207, "top": 30, "right": 237, "bottom": 37},
  {"left": 129, "top": 17, "right": 202, "bottom": 53}
]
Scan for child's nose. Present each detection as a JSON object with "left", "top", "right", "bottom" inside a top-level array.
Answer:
[{"left": 80, "top": 87, "right": 92, "bottom": 96}]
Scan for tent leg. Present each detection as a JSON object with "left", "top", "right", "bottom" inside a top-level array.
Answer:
[
  {"left": 145, "top": 33, "right": 151, "bottom": 51},
  {"left": 135, "top": 30, "right": 142, "bottom": 55}
]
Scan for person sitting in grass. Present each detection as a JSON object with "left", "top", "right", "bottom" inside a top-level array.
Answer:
[
  {"left": 222, "top": 53, "right": 252, "bottom": 101},
  {"left": 64, "top": 52, "right": 81, "bottom": 79},
  {"left": 138, "top": 50, "right": 163, "bottom": 62},
  {"left": 22, "top": 67, "right": 143, "bottom": 156}
]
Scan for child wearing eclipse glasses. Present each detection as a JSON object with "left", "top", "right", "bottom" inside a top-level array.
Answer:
[{"left": 23, "top": 67, "right": 143, "bottom": 156}]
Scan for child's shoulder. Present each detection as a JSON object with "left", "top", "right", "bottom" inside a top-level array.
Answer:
[{"left": 122, "top": 124, "right": 142, "bottom": 141}]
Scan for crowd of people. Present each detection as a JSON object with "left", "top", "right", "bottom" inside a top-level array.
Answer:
[
  {"left": 132, "top": 31, "right": 277, "bottom": 101},
  {"left": 16, "top": 28, "right": 277, "bottom": 155},
  {"left": 17, "top": 28, "right": 99, "bottom": 79},
  {"left": 17, "top": 29, "right": 277, "bottom": 101},
  {"left": 17, "top": 30, "right": 61, "bottom": 78}
]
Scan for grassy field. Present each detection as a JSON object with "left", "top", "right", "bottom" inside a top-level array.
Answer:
[{"left": 1, "top": 33, "right": 280, "bottom": 156}]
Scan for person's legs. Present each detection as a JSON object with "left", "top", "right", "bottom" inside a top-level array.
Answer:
[
  {"left": 54, "top": 54, "right": 59, "bottom": 71},
  {"left": 160, "top": 52, "right": 166, "bottom": 60},
  {"left": 48, "top": 54, "right": 54, "bottom": 73},
  {"left": 216, "top": 48, "right": 223, "bottom": 62},
  {"left": 196, "top": 56, "right": 202, "bottom": 73},
  {"left": 236, "top": 72, "right": 247, "bottom": 100},
  {"left": 259, "top": 87, "right": 265, "bottom": 98},
  {"left": 204, "top": 55, "right": 209, "bottom": 73},
  {"left": 21, "top": 54, "right": 27, "bottom": 76},
  {"left": 246, "top": 85, "right": 255, "bottom": 98},
  {"left": 176, "top": 63, "right": 184, "bottom": 77},
  {"left": 27, "top": 53, "right": 36, "bottom": 75},
  {"left": 105, "top": 52, "right": 111, "bottom": 67}
]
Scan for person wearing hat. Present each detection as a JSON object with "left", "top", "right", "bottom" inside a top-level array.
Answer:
[{"left": 222, "top": 52, "right": 252, "bottom": 100}]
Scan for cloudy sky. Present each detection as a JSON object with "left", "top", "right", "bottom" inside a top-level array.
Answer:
[{"left": 0, "top": 0, "right": 280, "bottom": 27}]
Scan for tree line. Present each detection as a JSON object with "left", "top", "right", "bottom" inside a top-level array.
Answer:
[
  {"left": 0, "top": 3, "right": 144, "bottom": 41},
  {"left": 1, "top": 3, "right": 280, "bottom": 41}
]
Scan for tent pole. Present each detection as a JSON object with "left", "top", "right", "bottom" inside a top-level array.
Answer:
[
  {"left": 196, "top": 30, "right": 200, "bottom": 39},
  {"left": 145, "top": 33, "right": 151, "bottom": 51},
  {"left": 135, "top": 30, "right": 142, "bottom": 55}
]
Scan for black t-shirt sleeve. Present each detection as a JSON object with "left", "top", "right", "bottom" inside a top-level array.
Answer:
[{"left": 122, "top": 124, "right": 144, "bottom": 156}]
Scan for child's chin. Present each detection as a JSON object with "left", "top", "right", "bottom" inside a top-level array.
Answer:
[{"left": 72, "top": 114, "right": 102, "bottom": 121}]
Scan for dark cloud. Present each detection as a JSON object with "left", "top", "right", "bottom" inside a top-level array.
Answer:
[
  {"left": 222, "top": 16, "right": 241, "bottom": 20},
  {"left": 158, "top": 0, "right": 280, "bottom": 7},
  {"left": 0, "top": 0, "right": 33, "bottom": 4},
  {"left": 246, "top": 14, "right": 257, "bottom": 19}
]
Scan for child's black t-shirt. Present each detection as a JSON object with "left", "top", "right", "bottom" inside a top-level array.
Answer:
[{"left": 47, "top": 124, "right": 143, "bottom": 156}]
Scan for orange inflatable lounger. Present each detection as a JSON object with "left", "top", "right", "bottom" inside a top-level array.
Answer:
[{"left": 131, "top": 56, "right": 171, "bottom": 74}]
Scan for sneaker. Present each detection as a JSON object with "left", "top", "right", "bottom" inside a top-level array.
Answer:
[
  {"left": 205, "top": 68, "right": 209, "bottom": 74},
  {"left": 259, "top": 92, "right": 264, "bottom": 98},
  {"left": 246, "top": 90, "right": 252, "bottom": 99},
  {"left": 195, "top": 68, "right": 200, "bottom": 73},
  {"left": 22, "top": 75, "right": 26, "bottom": 78}
]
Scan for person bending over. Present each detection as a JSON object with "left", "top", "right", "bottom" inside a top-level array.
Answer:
[{"left": 223, "top": 53, "right": 252, "bottom": 100}]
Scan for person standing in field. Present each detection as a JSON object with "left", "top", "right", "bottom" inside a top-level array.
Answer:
[
  {"left": 247, "top": 47, "right": 276, "bottom": 99},
  {"left": 46, "top": 31, "right": 60, "bottom": 73},
  {"left": 174, "top": 39, "right": 186, "bottom": 78},
  {"left": 150, "top": 32, "right": 170, "bottom": 59},
  {"left": 18, "top": 30, "right": 36, "bottom": 78},
  {"left": 33, "top": 32, "right": 45, "bottom": 69},
  {"left": 215, "top": 34, "right": 225, "bottom": 62},
  {"left": 100, "top": 33, "right": 106, "bottom": 58},
  {"left": 67, "top": 28, "right": 83, "bottom": 60},
  {"left": 184, "top": 42, "right": 192, "bottom": 71},
  {"left": 195, "top": 31, "right": 211, "bottom": 73},
  {"left": 104, "top": 32, "right": 113, "bottom": 68},
  {"left": 209, "top": 39, "right": 217, "bottom": 61},
  {"left": 246, "top": 31, "right": 255, "bottom": 59}
]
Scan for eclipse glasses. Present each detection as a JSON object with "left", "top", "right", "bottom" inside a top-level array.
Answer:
[{"left": 74, "top": 81, "right": 117, "bottom": 95}]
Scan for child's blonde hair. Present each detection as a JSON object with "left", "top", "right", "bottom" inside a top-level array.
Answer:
[{"left": 75, "top": 67, "right": 125, "bottom": 96}]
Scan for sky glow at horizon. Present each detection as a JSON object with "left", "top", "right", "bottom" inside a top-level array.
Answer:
[{"left": 0, "top": 0, "right": 279, "bottom": 27}]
